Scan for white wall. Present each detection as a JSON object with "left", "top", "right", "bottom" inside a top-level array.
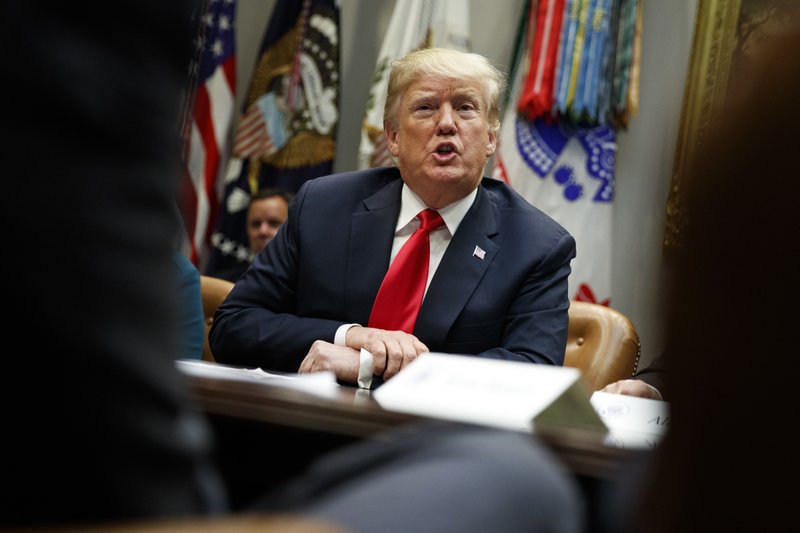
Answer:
[
  {"left": 613, "top": 0, "right": 697, "bottom": 367},
  {"left": 234, "top": 0, "right": 698, "bottom": 369}
]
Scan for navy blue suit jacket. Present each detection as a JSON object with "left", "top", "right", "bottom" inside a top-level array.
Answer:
[{"left": 210, "top": 167, "right": 576, "bottom": 373}]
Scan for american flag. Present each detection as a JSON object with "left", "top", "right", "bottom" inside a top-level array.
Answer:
[
  {"left": 232, "top": 101, "right": 275, "bottom": 159},
  {"left": 179, "top": 0, "right": 237, "bottom": 267},
  {"left": 203, "top": 0, "right": 340, "bottom": 279}
]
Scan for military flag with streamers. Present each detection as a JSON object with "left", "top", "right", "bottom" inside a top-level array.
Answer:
[
  {"left": 205, "top": 0, "right": 340, "bottom": 278},
  {"left": 179, "top": 0, "right": 237, "bottom": 267},
  {"left": 518, "top": 0, "right": 640, "bottom": 128},
  {"left": 358, "top": 0, "right": 471, "bottom": 170},
  {"left": 494, "top": 0, "right": 641, "bottom": 306}
]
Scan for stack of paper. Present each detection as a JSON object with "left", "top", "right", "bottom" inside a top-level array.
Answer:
[
  {"left": 373, "top": 353, "right": 607, "bottom": 435},
  {"left": 176, "top": 359, "right": 340, "bottom": 399}
]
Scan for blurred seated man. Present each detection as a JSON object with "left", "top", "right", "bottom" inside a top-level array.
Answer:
[{"left": 210, "top": 187, "right": 293, "bottom": 282}]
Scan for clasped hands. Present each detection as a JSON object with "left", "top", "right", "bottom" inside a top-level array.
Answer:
[{"left": 298, "top": 326, "right": 428, "bottom": 385}]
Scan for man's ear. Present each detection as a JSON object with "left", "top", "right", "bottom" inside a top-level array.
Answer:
[
  {"left": 486, "top": 129, "right": 498, "bottom": 156},
  {"left": 385, "top": 121, "right": 400, "bottom": 156}
]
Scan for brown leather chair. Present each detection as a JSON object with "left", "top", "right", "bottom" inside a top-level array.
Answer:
[
  {"left": 200, "top": 275, "right": 235, "bottom": 363},
  {"left": 564, "top": 301, "right": 640, "bottom": 392}
]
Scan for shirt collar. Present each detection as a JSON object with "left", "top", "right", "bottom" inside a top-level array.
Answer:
[{"left": 397, "top": 184, "right": 478, "bottom": 236}]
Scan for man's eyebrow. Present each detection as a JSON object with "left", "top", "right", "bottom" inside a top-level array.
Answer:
[
  {"left": 407, "top": 90, "right": 438, "bottom": 101},
  {"left": 407, "top": 88, "right": 481, "bottom": 101},
  {"left": 453, "top": 88, "right": 481, "bottom": 100}
]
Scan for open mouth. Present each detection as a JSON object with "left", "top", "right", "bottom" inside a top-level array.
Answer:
[{"left": 435, "top": 143, "right": 457, "bottom": 157}]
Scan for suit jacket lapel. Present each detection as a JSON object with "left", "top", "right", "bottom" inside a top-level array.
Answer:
[
  {"left": 346, "top": 178, "right": 403, "bottom": 324},
  {"left": 416, "top": 186, "right": 499, "bottom": 346}
]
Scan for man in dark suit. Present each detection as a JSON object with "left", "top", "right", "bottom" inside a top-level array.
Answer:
[{"left": 210, "top": 47, "right": 576, "bottom": 387}]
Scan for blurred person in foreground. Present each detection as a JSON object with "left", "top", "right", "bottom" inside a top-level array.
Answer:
[
  {"left": 599, "top": 22, "right": 800, "bottom": 533},
  {"left": 7, "top": 0, "right": 228, "bottom": 524}
]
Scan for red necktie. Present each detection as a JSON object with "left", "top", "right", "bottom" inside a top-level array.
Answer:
[{"left": 368, "top": 209, "right": 445, "bottom": 333}]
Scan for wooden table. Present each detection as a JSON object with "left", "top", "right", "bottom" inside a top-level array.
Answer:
[{"left": 187, "top": 374, "right": 634, "bottom": 481}]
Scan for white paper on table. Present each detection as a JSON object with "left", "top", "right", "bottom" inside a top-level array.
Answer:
[
  {"left": 176, "top": 359, "right": 340, "bottom": 399},
  {"left": 590, "top": 390, "right": 670, "bottom": 449},
  {"left": 373, "top": 353, "right": 606, "bottom": 434}
]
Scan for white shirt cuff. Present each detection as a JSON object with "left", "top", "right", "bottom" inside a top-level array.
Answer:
[
  {"left": 335, "top": 324, "right": 372, "bottom": 389},
  {"left": 334, "top": 323, "right": 360, "bottom": 346},
  {"left": 357, "top": 348, "right": 374, "bottom": 390}
]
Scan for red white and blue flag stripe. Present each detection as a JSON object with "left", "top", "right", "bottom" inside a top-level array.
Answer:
[{"left": 179, "top": 0, "right": 236, "bottom": 267}]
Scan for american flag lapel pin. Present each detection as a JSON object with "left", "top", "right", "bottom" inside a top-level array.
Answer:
[{"left": 473, "top": 245, "right": 486, "bottom": 260}]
